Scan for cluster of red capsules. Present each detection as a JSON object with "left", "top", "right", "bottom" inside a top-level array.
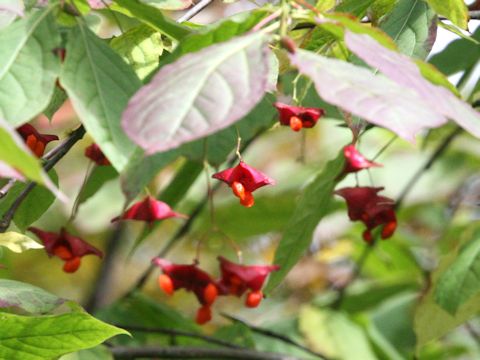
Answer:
[
  {"left": 335, "top": 146, "right": 397, "bottom": 243},
  {"left": 153, "top": 257, "right": 279, "bottom": 324},
  {"left": 18, "top": 125, "right": 112, "bottom": 273},
  {"left": 16, "top": 99, "right": 397, "bottom": 322}
]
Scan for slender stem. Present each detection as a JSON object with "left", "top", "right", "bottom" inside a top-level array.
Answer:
[
  {"left": 0, "top": 126, "right": 86, "bottom": 233},
  {"left": 222, "top": 313, "right": 331, "bottom": 360},
  {"left": 252, "top": 9, "right": 282, "bottom": 32},
  {"left": 0, "top": 179, "right": 16, "bottom": 200},
  {"left": 177, "top": 0, "right": 214, "bottom": 23},
  {"left": 371, "top": 135, "right": 398, "bottom": 161},
  {"left": 110, "top": 345, "right": 303, "bottom": 360},
  {"left": 117, "top": 325, "right": 245, "bottom": 349},
  {"left": 395, "top": 126, "right": 462, "bottom": 209},
  {"left": 331, "top": 242, "right": 373, "bottom": 309},
  {"left": 85, "top": 222, "right": 125, "bottom": 312},
  {"left": 279, "top": 0, "right": 290, "bottom": 37},
  {"left": 69, "top": 161, "right": 94, "bottom": 223}
]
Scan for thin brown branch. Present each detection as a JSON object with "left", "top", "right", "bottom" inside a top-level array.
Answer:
[
  {"left": 177, "top": 0, "right": 214, "bottom": 23},
  {"left": 117, "top": 325, "right": 245, "bottom": 349},
  {"left": 110, "top": 345, "right": 302, "bottom": 360},
  {"left": 0, "top": 125, "right": 86, "bottom": 233},
  {"left": 395, "top": 126, "right": 462, "bottom": 209},
  {"left": 85, "top": 222, "right": 125, "bottom": 312},
  {"left": 222, "top": 313, "right": 331, "bottom": 360}
]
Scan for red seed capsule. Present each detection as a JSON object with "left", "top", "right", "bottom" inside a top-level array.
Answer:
[
  {"left": 63, "top": 257, "right": 81, "bottom": 273},
  {"left": 158, "top": 274, "right": 174, "bottom": 295},
  {"left": 245, "top": 290, "right": 263, "bottom": 308},
  {"left": 239, "top": 191, "right": 254, "bottom": 208},
  {"left": 231, "top": 181, "right": 246, "bottom": 200},
  {"left": 381, "top": 221, "right": 397, "bottom": 239},
  {"left": 53, "top": 245, "right": 73, "bottom": 261},
  {"left": 196, "top": 305, "right": 212, "bottom": 325},
  {"left": 203, "top": 283, "right": 218, "bottom": 306},
  {"left": 289, "top": 116, "right": 303, "bottom": 132}
]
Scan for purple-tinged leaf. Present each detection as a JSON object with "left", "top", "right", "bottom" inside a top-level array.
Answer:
[
  {"left": 0, "top": 0, "right": 24, "bottom": 30},
  {"left": 290, "top": 50, "right": 446, "bottom": 141},
  {"left": 344, "top": 31, "right": 480, "bottom": 139},
  {"left": 122, "top": 32, "right": 276, "bottom": 154},
  {"left": 87, "top": 0, "right": 112, "bottom": 9}
]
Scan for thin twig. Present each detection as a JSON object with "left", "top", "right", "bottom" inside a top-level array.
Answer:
[
  {"left": 222, "top": 313, "right": 331, "bottom": 360},
  {"left": 0, "top": 126, "right": 86, "bottom": 233},
  {"left": 331, "top": 243, "right": 373, "bottom": 309},
  {"left": 117, "top": 325, "right": 245, "bottom": 349},
  {"left": 177, "top": 0, "right": 214, "bottom": 23},
  {"left": 85, "top": 222, "right": 126, "bottom": 312},
  {"left": 0, "top": 179, "right": 16, "bottom": 200},
  {"left": 110, "top": 345, "right": 302, "bottom": 360},
  {"left": 395, "top": 126, "right": 462, "bottom": 209}
]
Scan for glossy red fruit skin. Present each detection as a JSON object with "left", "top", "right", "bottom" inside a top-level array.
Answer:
[
  {"left": 203, "top": 283, "right": 218, "bottom": 306},
  {"left": 245, "top": 290, "right": 263, "bottom": 308},
  {"left": 289, "top": 116, "right": 303, "bottom": 132},
  {"left": 63, "top": 257, "right": 81, "bottom": 273},
  {"left": 196, "top": 306, "right": 212, "bottom": 325},
  {"left": 53, "top": 245, "right": 73, "bottom": 261},
  {"left": 158, "top": 274, "right": 174, "bottom": 295}
]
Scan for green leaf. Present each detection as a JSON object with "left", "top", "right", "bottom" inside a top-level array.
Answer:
[
  {"left": 59, "top": 345, "right": 113, "bottom": 360},
  {"left": 112, "top": 0, "right": 191, "bottom": 41},
  {"left": 335, "top": 0, "right": 376, "bottom": 18},
  {"left": 165, "top": 10, "right": 268, "bottom": 64},
  {"left": 110, "top": 24, "right": 167, "bottom": 80},
  {"left": 43, "top": 86, "right": 68, "bottom": 121},
  {"left": 97, "top": 292, "right": 198, "bottom": 332},
  {"left": 321, "top": 13, "right": 397, "bottom": 50},
  {"left": 0, "top": 232, "right": 43, "bottom": 253},
  {"left": 0, "top": 279, "right": 62, "bottom": 314},
  {"left": 0, "top": 5, "right": 61, "bottom": 125},
  {"left": 120, "top": 148, "right": 180, "bottom": 201},
  {"left": 425, "top": 0, "right": 468, "bottom": 29},
  {"left": 379, "top": 0, "right": 437, "bottom": 59},
  {"left": 265, "top": 152, "right": 345, "bottom": 292},
  {"left": 434, "top": 232, "right": 480, "bottom": 315},
  {"left": 141, "top": 0, "right": 192, "bottom": 10},
  {"left": 214, "top": 323, "right": 256, "bottom": 348},
  {"left": 414, "top": 228, "right": 480, "bottom": 349},
  {"left": 429, "top": 26, "right": 480, "bottom": 75},
  {"left": 0, "top": 310, "right": 128, "bottom": 359},
  {"left": 370, "top": 293, "right": 417, "bottom": 353},
  {"left": 0, "top": 169, "right": 59, "bottom": 231},
  {"left": 60, "top": 23, "right": 141, "bottom": 171},
  {"left": 77, "top": 166, "right": 118, "bottom": 206},
  {"left": 299, "top": 306, "right": 377, "bottom": 360}
]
